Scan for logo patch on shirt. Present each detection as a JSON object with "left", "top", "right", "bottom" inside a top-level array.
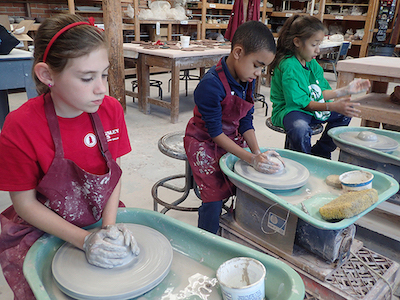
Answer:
[
  {"left": 84, "top": 133, "right": 97, "bottom": 148},
  {"left": 105, "top": 128, "right": 120, "bottom": 142}
]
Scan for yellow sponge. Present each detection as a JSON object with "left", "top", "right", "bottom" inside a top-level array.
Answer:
[{"left": 319, "top": 189, "right": 379, "bottom": 220}]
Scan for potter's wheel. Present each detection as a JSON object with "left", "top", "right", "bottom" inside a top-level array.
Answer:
[
  {"left": 52, "top": 224, "right": 173, "bottom": 300},
  {"left": 339, "top": 131, "right": 399, "bottom": 153},
  {"left": 234, "top": 158, "right": 309, "bottom": 190}
]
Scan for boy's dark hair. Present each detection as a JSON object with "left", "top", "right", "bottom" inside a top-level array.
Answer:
[
  {"left": 231, "top": 20, "right": 276, "bottom": 55},
  {"left": 269, "top": 15, "right": 325, "bottom": 73},
  {"left": 33, "top": 14, "right": 107, "bottom": 95}
]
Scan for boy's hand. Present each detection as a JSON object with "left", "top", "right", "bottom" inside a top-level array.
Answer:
[
  {"left": 251, "top": 151, "right": 284, "bottom": 174},
  {"left": 347, "top": 78, "right": 370, "bottom": 95},
  {"left": 331, "top": 97, "right": 361, "bottom": 117}
]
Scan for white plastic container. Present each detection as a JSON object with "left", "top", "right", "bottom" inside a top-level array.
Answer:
[
  {"left": 180, "top": 35, "right": 190, "bottom": 48},
  {"left": 216, "top": 257, "right": 266, "bottom": 300},
  {"left": 339, "top": 170, "right": 373, "bottom": 192}
]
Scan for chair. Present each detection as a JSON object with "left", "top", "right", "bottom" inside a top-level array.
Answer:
[{"left": 317, "top": 42, "right": 351, "bottom": 80}]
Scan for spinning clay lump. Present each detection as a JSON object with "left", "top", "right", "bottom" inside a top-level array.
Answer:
[
  {"left": 269, "top": 156, "right": 285, "bottom": 173},
  {"left": 357, "top": 131, "right": 378, "bottom": 142}
]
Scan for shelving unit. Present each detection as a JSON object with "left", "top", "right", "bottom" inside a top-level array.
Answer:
[
  {"left": 187, "top": 0, "right": 233, "bottom": 39},
  {"left": 187, "top": 0, "right": 275, "bottom": 40},
  {"left": 266, "top": 0, "right": 381, "bottom": 57},
  {"left": 319, "top": 0, "right": 378, "bottom": 57}
]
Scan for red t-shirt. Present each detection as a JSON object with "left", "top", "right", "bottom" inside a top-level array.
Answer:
[{"left": 0, "top": 94, "right": 131, "bottom": 191}]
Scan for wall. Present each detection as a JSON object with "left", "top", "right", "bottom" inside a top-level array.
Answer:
[{"left": 0, "top": 2, "right": 69, "bottom": 20}]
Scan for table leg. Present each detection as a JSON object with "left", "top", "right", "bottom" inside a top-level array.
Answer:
[
  {"left": 336, "top": 71, "right": 354, "bottom": 90},
  {"left": 255, "top": 76, "right": 261, "bottom": 94},
  {"left": 139, "top": 54, "right": 151, "bottom": 114},
  {"left": 23, "top": 60, "right": 37, "bottom": 100},
  {"left": 196, "top": 23, "right": 200, "bottom": 40},
  {"left": 170, "top": 64, "right": 180, "bottom": 123},
  {"left": 0, "top": 90, "right": 10, "bottom": 129},
  {"left": 200, "top": 67, "right": 205, "bottom": 78}
]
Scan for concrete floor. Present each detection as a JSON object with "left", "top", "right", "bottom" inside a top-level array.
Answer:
[{"left": 0, "top": 71, "right": 398, "bottom": 299}]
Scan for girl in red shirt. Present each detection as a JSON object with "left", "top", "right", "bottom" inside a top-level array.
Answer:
[{"left": 0, "top": 14, "right": 138, "bottom": 299}]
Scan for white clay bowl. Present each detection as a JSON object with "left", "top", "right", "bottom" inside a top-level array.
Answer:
[{"left": 339, "top": 170, "right": 373, "bottom": 192}]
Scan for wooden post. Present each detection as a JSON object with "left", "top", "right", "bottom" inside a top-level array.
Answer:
[
  {"left": 360, "top": 0, "right": 379, "bottom": 57},
  {"left": 201, "top": 0, "right": 207, "bottom": 40},
  {"left": 103, "top": 0, "right": 126, "bottom": 111},
  {"left": 134, "top": 0, "right": 140, "bottom": 41},
  {"left": 67, "top": 0, "right": 75, "bottom": 14}
]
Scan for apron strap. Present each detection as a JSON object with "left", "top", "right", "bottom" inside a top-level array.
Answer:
[
  {"left": 43, "top": 93, "right": 64, "bottom": 158},
  {"left": 89, "top": 112, "right": 113, "bottom": 162},
  {"left": 215, "top": 59, "right": 232, "bottom": 97},
  {"left": 246, "top": 81, "right": 254, "bottom": 103}
]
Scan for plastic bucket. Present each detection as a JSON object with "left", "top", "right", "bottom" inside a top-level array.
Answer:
[
  {"left": 180, "top": 35, "right": 190, "bottom": 48},
  {"left": 367, "top": 43, "right": 395, "bottom": 57},
  {"left": 339, "top": 170, "right": 374, "bottom": 192},
  {"left": 216, "top": 257, "right": 266, "bottom": 300}
]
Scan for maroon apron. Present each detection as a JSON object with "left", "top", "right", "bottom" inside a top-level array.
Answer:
[
  {"left": 224, "top": 0, "right": 261, "bottom": 41},
  {"left": 0, "top": 93, "right": 122, "bottom": 300},
  {"left": 184, "top": 59, "right": 254, "bottom": 203}
]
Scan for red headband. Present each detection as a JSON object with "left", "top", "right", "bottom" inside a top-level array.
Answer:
[{"left": 43, "top": 17, "right": 99, "bottom": 63}]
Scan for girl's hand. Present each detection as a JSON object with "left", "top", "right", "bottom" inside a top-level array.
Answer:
[
  {"left": 251, "top": 151, "right": 284, "bottom": 174},
  {"left": 102, "top": 224, "right": 140, "bottom": 255},
  {"left": 347, "top": 78, "right": 370, "bottom": 95},
  {"left": 331, "top": 97, "right": 361, "bottom": 117},
  {"left": 83, "top": 228, "right": 133, "bottom": 269}
]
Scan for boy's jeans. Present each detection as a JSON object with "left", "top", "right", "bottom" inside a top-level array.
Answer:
[{"left": 283, "top": 110, "right": 351, "bottom": 159}]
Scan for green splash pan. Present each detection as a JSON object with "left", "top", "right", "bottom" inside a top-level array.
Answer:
[
  {"left": 24, "top": 208, "right": 305, "bottom": 300},
  {"left": 220, "top": 148, "right": 399, "bottom": 230}
]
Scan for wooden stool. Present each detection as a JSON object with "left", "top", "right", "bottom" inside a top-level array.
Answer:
[
  {"left": 152, "top": 131, "right": 201, "bottom": 214},
  {"left": 265, "top": 117, "right": 324, "bottom": 149}
]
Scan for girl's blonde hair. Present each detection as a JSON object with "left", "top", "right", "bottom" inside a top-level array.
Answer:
[
  {"left": 33, "top": 14, "right": 107, "bottom": 95},
  {"left": 269, "top": 15, "right": 325, "bottom": 74}
]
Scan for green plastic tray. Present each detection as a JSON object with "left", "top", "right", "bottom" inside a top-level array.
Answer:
[
  {"left": 328, "top": 126, "right": 400, "bottom": 166},
  {"left": 23, "top": 208, "right": 305, "bottom": 300},
  {"left": 220, "top": 148, "right": 399, "bottom": 230}
]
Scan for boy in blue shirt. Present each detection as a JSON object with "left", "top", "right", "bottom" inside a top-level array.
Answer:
[{"left": 184, "top": 21, "right": 282, "bottom": 233}]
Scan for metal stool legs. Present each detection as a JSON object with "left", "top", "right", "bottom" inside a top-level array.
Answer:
[
  {"left": 131, "top": 79, "right": 163, "bottom": 102},
  {"left": 152, "top": 131, "right": 201, "bottom": 214},
  {"left": 168, "top": 69, "right": 201, "bottom": 96},
  {"left": 152, "top": 160, "right": 201, "bottom": 214}
]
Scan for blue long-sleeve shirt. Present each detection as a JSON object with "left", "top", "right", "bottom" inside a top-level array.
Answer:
[{"left": 193, "top": 56, "right": 255, "bottom": 138}]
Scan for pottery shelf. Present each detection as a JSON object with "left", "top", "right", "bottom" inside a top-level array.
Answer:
[{"left": 266, "top": 0, "right": 379, "bottom": 57}]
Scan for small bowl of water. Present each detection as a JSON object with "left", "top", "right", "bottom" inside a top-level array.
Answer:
[{"left": 339, "top": 170, "right": 373, "bottom": 192}]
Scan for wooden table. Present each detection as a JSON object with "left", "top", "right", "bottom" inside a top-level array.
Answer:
[
  {"left": 123, "top": 43, "right": 230, "bottom": 123},
  {"left": 0, "top": 49, "right": 37, "bottom": 128},
  {"left": 337, "top": 56, "right": 400, "bottom": 127}
]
